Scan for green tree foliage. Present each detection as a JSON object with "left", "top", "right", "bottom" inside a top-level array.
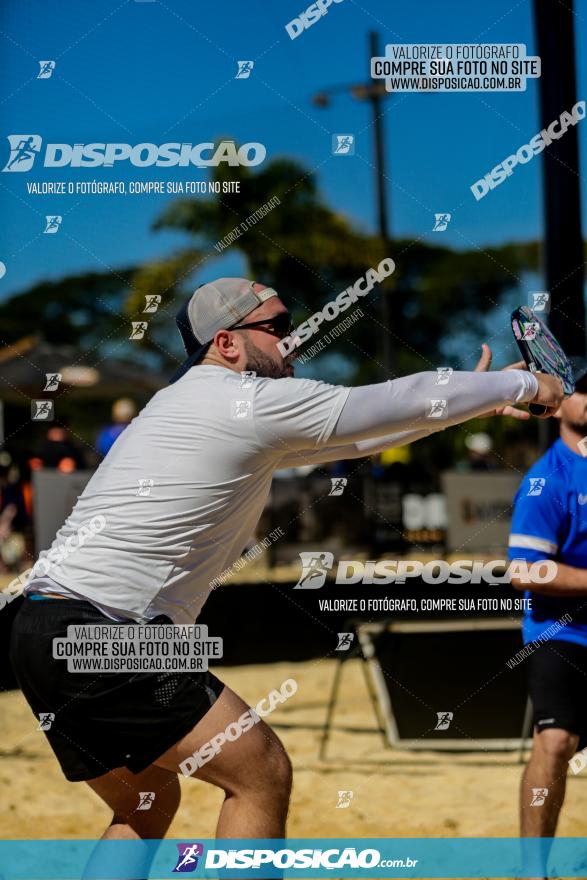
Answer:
[
  {"left": 0, "top": 270, "right": 135, "bottom": 349},
  {"left": 0, "top": 154, "right": 546, "bottom": 386}
]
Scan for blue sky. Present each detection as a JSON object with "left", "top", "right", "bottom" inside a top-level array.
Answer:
[{"left": 0, "top": 0, "right": 586, "bottom": 301}]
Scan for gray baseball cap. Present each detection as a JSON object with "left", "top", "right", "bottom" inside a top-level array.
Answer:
[{"left": 170, "top": 278, "right": 278, "bottom": 383}]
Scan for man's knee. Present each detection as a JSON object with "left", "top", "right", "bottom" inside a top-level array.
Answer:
[
  {"left": 237, "top": 723, "right": 292, "bottom": 798},
  {"left": 265, "top": 737, "right": 293, "bottom": 794},
  {"left": 534, "top": 727, "right": 580, "bottom": 765}
]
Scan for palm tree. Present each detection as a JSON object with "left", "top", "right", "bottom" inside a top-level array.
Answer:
[
  {"left": 0, "top": 148, "right": 554, "bottom": 383},
  {"left": 126, "top": 152, "right": 543, "bottom": 382}
]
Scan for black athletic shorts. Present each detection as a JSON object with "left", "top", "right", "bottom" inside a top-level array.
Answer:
[
  {"left": 9, "top": 595, "right": 225, "bottom": 782},
  {"left": 527, "top": 638, "right": 587, "bottom": 746}
]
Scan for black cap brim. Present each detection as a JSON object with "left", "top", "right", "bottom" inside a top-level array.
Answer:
[{"left": 169, "top": 342, "right": 211, "bottom": 383}]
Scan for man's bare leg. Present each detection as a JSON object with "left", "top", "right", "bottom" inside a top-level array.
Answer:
[
  {"left": 87, "top": 763, "right": 180, "bottom": 840},
  {"left": 84, "top": 683, "right": 291, "bottom": 858},
  {"left": 520, "top": 727, "right": 579, "bottom": 837},
  {"left": 83, "top": 764, "right": 180, "bottom": 878},
  {"left": 155, "top": 685, "right": 292, "bottom": 838},
  {"left": 519, "top": 727, "right": 579, "bottom": 880}
]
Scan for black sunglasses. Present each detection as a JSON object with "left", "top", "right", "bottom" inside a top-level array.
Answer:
[{"left": 229, "top": 312, "right": 295, "bottom": 340}]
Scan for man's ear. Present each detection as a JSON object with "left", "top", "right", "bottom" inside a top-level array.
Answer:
[{"left": 214, "top": 329, "right": 242, "bottom": 362}]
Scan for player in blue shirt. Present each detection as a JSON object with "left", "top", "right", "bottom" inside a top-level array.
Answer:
[
  {"left": 509, "top": 356, "right": 587, "bottom": 841},
  {"left": 96, "top": 398, "right": 137, "bottom": 457}
]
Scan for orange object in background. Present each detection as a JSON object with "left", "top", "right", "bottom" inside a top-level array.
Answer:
[{"left": 57, "top": 457, "right": 76, "bottom": 473}]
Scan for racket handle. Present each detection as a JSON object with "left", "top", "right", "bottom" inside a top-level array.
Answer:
[{"left": 529, "top": 403, "right": 547, "bottom": 416}]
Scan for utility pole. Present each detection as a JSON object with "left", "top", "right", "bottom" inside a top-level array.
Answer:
[
  {"left": 312, "top": 31, "right": 394, "bottom": 378},
  {"left": 369, "top": 30, "right": 393, "bottom": 378},
  {"left": 533, "top": 0, "right": 584, "bottom": 354}
]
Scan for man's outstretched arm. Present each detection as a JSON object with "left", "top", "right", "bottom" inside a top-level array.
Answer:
[
  {"left": 276, "top": 426, "right": 434, "bottom": 469},
  {"left": 275, "top": 345, "right": 527, "bottom": 468},
  {"left": 256, "top": 347, "right": 562, "bottom": 456},
  {"left": 329, "top": 369, "right": 543, "bottom": 446}
]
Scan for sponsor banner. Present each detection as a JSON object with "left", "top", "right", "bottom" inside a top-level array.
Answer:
[{"left": 441, "top": 471, "right": 522, "bottom": 554}]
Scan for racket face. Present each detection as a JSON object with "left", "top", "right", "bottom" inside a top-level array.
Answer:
[{"left": 511, "top": 306, "right": 575, "bottom": 396}]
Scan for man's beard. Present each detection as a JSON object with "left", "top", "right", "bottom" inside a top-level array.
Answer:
[
  {"left": 565, "top": 417, "right": 587, "bottom": 435},
  {"left": 243, "top": 337, "right": 291, "bottom": 379}
]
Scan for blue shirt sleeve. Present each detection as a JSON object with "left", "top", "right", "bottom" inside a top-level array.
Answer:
[
  {"left": 96, "top": 426, "right": 117, "bottom": 457},
  {"left": 508, "top": 472, "right": 567, "bottom": 562}
]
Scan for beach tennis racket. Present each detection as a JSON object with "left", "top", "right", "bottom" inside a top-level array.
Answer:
[{"left": 511, "top": 306, "right": 575, "bottom": 415}]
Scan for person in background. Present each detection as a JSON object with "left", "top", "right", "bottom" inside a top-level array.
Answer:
[
  {"left": 96, "top": 398, "right": 137, "bottom": 457},
  {"left": 30, "top": 421, "right": 86, "bottom": 473},
  {"left": 456, "top": 432, "right": 497, "bottom": 471},
  {"left": 508, "top": 356, "right": 587, "bottom": 849},
  {"left": 0, "top": 458, "right": 29, "bottom": 572}
]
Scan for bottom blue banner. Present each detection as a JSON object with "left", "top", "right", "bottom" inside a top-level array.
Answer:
[{"left": 1, "top": 837, "right": 587, "bottom": 878}]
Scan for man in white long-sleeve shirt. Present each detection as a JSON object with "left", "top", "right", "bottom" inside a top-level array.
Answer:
[{"left": 10, "top": 277, "right": 562, "bottom": 851}]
